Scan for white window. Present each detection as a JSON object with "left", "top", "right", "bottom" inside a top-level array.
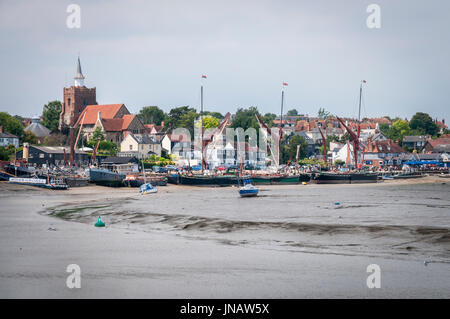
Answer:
[
  {"left": 129, "top": 145, "right": 133, "bottom": 151},
  {"left": 39, "top": 153, "right": 44, "bottom": 158}
]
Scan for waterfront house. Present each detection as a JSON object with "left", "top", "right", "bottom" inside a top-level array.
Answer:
[
  {"left": 423, "top": 135, "right": 450, "bottom": 153},
  {"left": 120, "top": 133, "right": 161, "bottom": 158},
  {"left": 98, "top": 156, "right": 140, "bottom": 174},
  {"left": 364, "top": 139, "right": 406, "bottom": 167},
  {"left": 0, "top": 127, "right": 19, "bottom": 148},
  {"left": 402, "top": 135, "right": 429, "bottom": 151}
]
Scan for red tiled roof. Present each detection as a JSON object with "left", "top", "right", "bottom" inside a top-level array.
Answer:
[
  {"left": 76, "top": 104, "right": 126, "bottom": 126},
  {"left": 427, "top": 137, "right": 450, "bottom": 148},
  {"left": 145, "top": 124, "right": 155, "bottom": 133},
  {"left": 121, "top": 114, "right": 136, "bottom": 130},
  {"left": 366, "top": 140, "right": 404, "bottom": 153},
  {"left": 436, "top": 120, "right": 448, "bottom": 129},
  {"left": 101, "top": 118, "right": 124, "bottom": 132}
]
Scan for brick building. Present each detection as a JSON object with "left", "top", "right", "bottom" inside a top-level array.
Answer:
[{"left": 59, "top": 56, "right": 97, "bottom": 129}]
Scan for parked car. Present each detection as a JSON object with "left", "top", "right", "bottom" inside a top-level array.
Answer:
[{"left": 153, "top": 166, "right": 168, "bottom": 173}]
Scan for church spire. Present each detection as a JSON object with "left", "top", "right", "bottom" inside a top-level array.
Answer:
[{"left": 74, "top": 54, "right": 85, "bottom": 87}]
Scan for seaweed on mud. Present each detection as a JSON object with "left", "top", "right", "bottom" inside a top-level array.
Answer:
[{"left": 49, "top": 205, "right": 111, "bottom": 220}]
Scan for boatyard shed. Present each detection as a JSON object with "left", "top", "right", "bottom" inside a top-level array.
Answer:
[{"left": 15, "top": 145, "right": 89, "bottom": 166}]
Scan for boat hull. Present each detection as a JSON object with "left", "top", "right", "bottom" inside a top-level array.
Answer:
[
  {"left": 88, "top": 168, "right": 125, "bottom": 187},
  {"left": 349, "top": 173, "right": 378, "bottom": 183},
  {"left": 316, "top": 173, "right": 378, "bottom": 184},
  {"left": 178, "top": 175, "right": 237, "bottom": 186},
  {"left": 239, "top": 189, "right": 258, "bottom": 197},
  {"left": 315, "top": 173, "right": 351, "bottom": 184},
  {"left": 169, "top": 174, "right": 310, "bottom": 186}
]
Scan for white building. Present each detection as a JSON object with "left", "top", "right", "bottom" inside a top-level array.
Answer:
[
  {"left": 0, "top": 129, "right": 19, "bottom": 148},
  {"left": 120, "top": 133, "right": 161, "bottom": 159}
]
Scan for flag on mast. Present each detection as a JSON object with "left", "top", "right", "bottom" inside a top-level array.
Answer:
[
  {"left": 362, "top": 80, "right": 366, "bottom": 83},
  {"left": 202, "top": 75, "right": 207, "bottom": 79},
  {"left": 282, "top": 82, "right": 288, "bottom": 86}
]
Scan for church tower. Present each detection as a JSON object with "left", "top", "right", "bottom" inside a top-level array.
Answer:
[{"left": 59, "top": 56, "right": 97, "bottom": 130}]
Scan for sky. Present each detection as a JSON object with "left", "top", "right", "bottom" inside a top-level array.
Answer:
[{"left": 0, "top": 0, "right": 449, "bottom": 122}]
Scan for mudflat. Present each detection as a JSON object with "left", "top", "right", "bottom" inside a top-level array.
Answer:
[{"left": 0, "top": 177, "right": 449, "bottom": 298}]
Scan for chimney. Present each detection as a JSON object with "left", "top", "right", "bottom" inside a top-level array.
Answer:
[
  {"left": 443, "top": 119, "right": 445, "bottom": 125},
  {"left": 97, "top": 111, "right": 102, "bottom": 122}
]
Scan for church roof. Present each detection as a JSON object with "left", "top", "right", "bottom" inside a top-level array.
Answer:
[
  {"left": 98, "top": 115, "right": 138, "bottom": 132},
  {"left": 75, "top": 104, "right": 127, "bottom": 126},
  {"left": 121, "top": 114, "right": 136, "bottom": 129},
  {"left": 100, "top": 118, "right": 124, "bottom": 132}
]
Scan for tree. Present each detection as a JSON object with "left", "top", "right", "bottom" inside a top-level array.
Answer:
[
  {"left": 231, "top": 107, "right": 261, "bottom": 131},
  {"left": 387, "top": 119, "right": 412, "bottom": 143},
  {"left": 318, "top": 108, "right": 331, "bottom": 119},
  {"left": 41, "top": 100, "right": 62, "bottom": 132},
  {"left": 137, "top": 106, "right": 165, "bottom": 125},
  {"left": 286, "top": 109, "right": 298, "bottom": 116},
  {"left": 164, "top": 106, "right": 198, "bottom": 133},
  {"left": 0, "top": 145, "right": 16, "bottom": 161},
  {"left": 281, "top": 135, "right": 308, "bottom": 163},
  {"left": 379, "top": 123, "right": 390, "bottom": 136},
  {"left": 0, "top": 112, "right": 24, "bottom": 138},
  {"left": 91, "top": 127, "right": 105, "bottom": 143},
  {"left": 409, "top": 112, "right": 439, "bottom": 136},
  {"left": 201, "top": 111, "right": 224, "bottom": 120},
  {"left": 22, "top": 131, "right": 37, "bottom": 144},
  {"left": 262, "top": 113, "right": 277, "bottom": 127},
  {"left": 42, "top": 132, "right": 67, "bottom": 146},
  {"left": 202, "top": 116, "right": 220, "bottom": 129}
]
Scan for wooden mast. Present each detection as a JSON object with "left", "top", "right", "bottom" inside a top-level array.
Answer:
[
  {"left": 336, "top": 81, "right": 365, "bottom": 169},
  {"left": 200, "top": 84, "right": 204, "bottom": 172}
]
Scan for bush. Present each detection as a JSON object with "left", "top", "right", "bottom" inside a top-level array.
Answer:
[{"left": 0, "top": 145, "right": 16, "bottom": 161}]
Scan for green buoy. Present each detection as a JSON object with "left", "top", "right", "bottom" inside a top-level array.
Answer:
[{"left": 95, "top": 216, "right": 105, "bottom": 227}]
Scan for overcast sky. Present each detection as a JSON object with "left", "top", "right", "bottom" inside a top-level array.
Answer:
[{"left": 1, "top": 0, "right": 449, "bottom": 122}]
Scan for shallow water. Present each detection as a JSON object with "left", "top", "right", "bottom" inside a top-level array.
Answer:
[{"left": 44, "top": 182, "right": 450, "bottom": 263}]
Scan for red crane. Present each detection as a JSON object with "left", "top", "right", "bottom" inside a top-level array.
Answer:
[{"left": 336, "top": 117, "right": 360, "bottom": 169}]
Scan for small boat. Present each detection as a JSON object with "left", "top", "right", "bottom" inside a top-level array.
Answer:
[
  {"left": 392, "top": 172, "right": 425, "bottom": 179},
  {"left": 239, "top": 179, "right": 259, "bottom": 197},
  {"left": 139, "top": 182, "right": 157, "bottom": 194},
  {"left": 138, "top": 159, "right": 157, "bottom": 194},
  {"left": 382, "top": 175, "right": 394, "bottom": 180},
  {"left": 437, "top": 174, "right": 450, "bottom": 179}
]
